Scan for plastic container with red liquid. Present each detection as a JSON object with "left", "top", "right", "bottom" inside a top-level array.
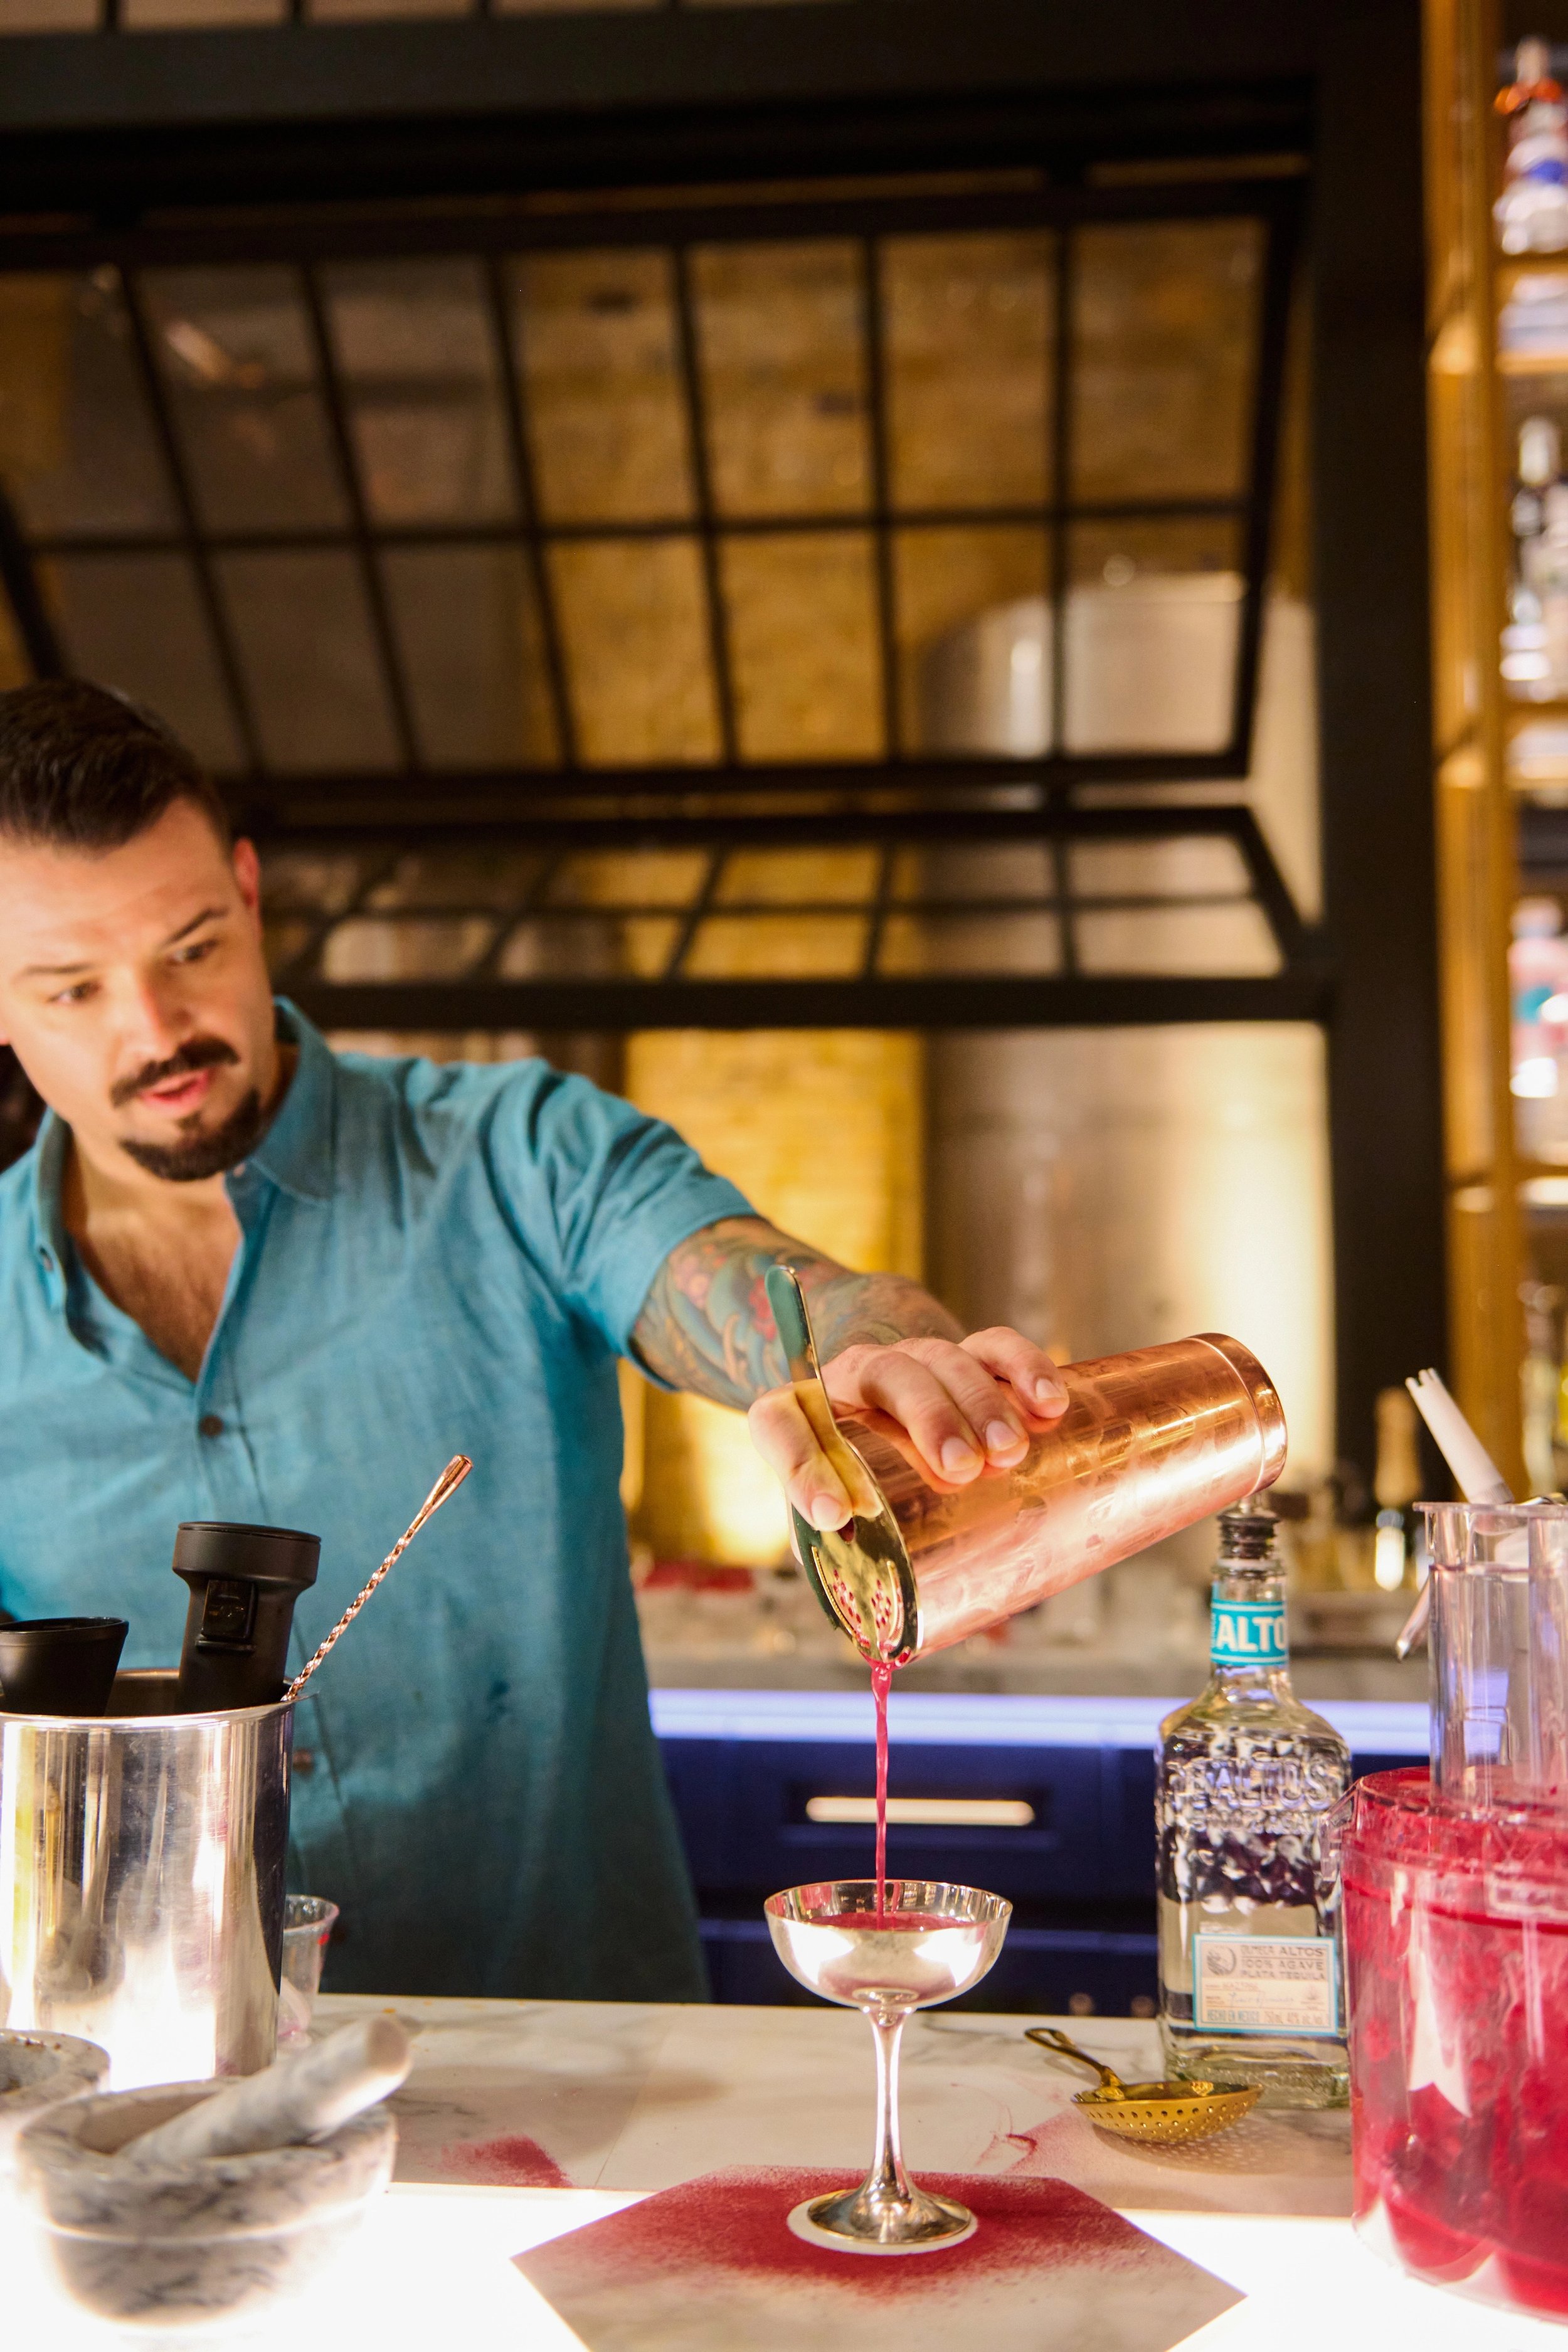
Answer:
[{"left": 1340, "top": 1501, "right": 1568, "bottom": 2321}]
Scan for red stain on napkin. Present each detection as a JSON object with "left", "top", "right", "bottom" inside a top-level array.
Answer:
[{"left": 519, "top": 2164, "right": 1194, "bottom": 2298}]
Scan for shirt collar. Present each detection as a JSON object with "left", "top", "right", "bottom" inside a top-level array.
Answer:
[{"left": 243, "top": 999, "right": 336, "bottom": 1205}]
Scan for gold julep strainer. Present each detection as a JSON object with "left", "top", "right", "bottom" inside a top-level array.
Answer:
[{"left": 1025, "top": 2026, "right": 1261, "bottom": 2146}]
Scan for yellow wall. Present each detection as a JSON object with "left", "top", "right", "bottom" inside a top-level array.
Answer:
[{"left": 625, "top": 1028, "right": 923, "bottom": 1564}]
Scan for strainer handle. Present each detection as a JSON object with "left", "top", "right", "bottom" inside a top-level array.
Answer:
[{"left": 1024, "top": 2025, "right": 1121, "bottom": 2091}]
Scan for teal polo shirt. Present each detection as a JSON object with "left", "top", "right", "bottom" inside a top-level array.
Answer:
[{"left": 0, "top": 1005, "right": 751, "bottom": 2001}]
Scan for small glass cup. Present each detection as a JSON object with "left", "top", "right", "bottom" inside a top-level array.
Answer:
[
  {"left": 277, "top": 1895, "right": 339, "bottom": 2047},
  {"left": 1421, "top": 1502, "right": 1568, "bottom": 1815}
]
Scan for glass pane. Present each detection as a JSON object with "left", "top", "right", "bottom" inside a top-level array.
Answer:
[
  {"left": 322, "top": 915, "right": 496, "bottom": 980},
  {"left": 381, "top": 545, "right": 558, "bottom": 767},
  {"left": 499, "top": 913, "right": 677, "bottom": 977},
  {"left": 1075, "top": 902, "right": 1279, "bottom": 975},
  {"left": 716, "top": 847, "right": 878, "bottom": 905},
  {"left": 1070, "top": 219, "right": 1263, "bottom": 504},
  {"left": 549, "top": 537, "right": 719, "bottom": 763},
  {"left": 218, "top": 549, "right": 398, "bottom": 771},
  {"left": 0, "top": 273, "right": 174, "bottom": 536},
  {"left": 125, "top": 0, "right": 280, "bottom": 22},
  {"left": 893, "top": 526, "right": 1047, "bottom": 755},
  {"left": 497, "top": 0, "right": 659, "bottom": 13},
  {"left": 48, "top": 553, "right": 241, "bottom": 773},
  {"left": 515, "top": 250, "right": 693, "bottom": 526},
  {"left": 262, "top": 850, "right": 371, "bottom": 914},
  {"left": 311, "top": 0, "right": 466, "bottom": 16},
  {"left": 879, "top": 909, "right": 1061, "bottom": 974},
  {"left": 1064, "top": 518, "right": 1242, "bottom": 754},
  {"left": 720, "top": 530, "right": 882, "bottom": 760},
  {"left": 692, "top": 241, "right": 867, "bottom": 519},
  {"left": 546, "top": 849, "right": 708, "bottom": 908},
  {"left": 366, "top": 849, "right": 544, "bottom": 910},
  {"left": 322, "top": 259, "right": 512, "bottom": 525},
  {"left": 0, "top": 594, "right": 27, "bottom": 693},
  {"left": 882, "top": 231, "right": 1054, "bottom": 511},
  {"left": 0, "top": 0, "right": 98, "bottom": 25},
  {"left": 142, "top": 267, "right": 346, "bottom": 532},
  {"left": 1068, "top": 837, "right": 1252, "bottom": 900},
  {"left": 891, "top": 842, "right": 1054, "bottom": 903},
  {"left": 684, "top": 913, "right": 865, "bottom": 977}
]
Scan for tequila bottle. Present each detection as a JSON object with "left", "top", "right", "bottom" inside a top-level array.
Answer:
[{"left": 1157, "top": 1498, "right": 1350, "bottom": 2108}]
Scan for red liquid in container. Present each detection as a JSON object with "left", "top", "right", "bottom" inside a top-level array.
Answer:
[
  {"left": 1343, "top": 1770, "right": 1568, "bottom": 2319},
  {"left": 810, "top": 1913, "right": 967, "bottom": 1936}
]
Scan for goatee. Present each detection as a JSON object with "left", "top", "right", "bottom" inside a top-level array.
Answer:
[{"left": 119, "top": 1088, "right": 269, "bottom": 1183}]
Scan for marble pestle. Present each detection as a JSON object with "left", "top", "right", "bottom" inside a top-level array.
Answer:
[{"left": 124, "top": 2016, "right": 411, "bottom": 2164}]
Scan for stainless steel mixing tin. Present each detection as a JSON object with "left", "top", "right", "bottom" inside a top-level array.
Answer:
[{"left": 0, "top": 1671, "right": 290, "bottom": 2089}]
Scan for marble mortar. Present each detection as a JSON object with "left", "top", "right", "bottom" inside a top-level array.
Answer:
[
  {"left": 0, "top": 2028, "right": 110, "bottom": 2180},
  {"left": 16, "top": 2078, "right": 396, "bottom": 2330}
]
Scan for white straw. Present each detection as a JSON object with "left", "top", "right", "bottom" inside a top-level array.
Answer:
[
  {"left": 1394, "top": 1371, "right": 1515, "bottom": 1656},
  {"left": 1404, "top": 1370, "right": 1512, "bottom": 1505}
]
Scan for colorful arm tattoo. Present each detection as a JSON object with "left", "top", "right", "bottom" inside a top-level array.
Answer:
[{"left": 631, "top": 1215, "right": 963, "bottom": 1407}]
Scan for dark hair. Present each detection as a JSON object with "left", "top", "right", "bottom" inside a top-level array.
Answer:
[{"left": 0, "top": 680, "right": 230, "bottom": 852}]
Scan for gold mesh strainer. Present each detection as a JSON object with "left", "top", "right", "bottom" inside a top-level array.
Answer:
[{"left": 1025, "top": 2026, "right": 1261, "bottom": 2145}]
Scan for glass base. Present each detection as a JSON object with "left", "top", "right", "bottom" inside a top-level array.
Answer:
[
  {"left": 787, "top": 2186, "right": 977, "bottom": 2256},
  {"left": 1160, "top": 2025, "right": 1349, "bottom": 2110}
]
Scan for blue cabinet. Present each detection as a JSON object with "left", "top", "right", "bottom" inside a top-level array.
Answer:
[{"left": 653, "top": 1688, "right": 1427, "bottom": 2016}]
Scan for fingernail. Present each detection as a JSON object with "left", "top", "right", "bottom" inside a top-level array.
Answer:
[
  {"left": 810, "top": 1492, "right": 850, "bottom": 1530},
  {"left": 985, "top": 1419, "right": 1024, "bottom": 1456},
  {"left": 1032, "top": 1377, "right": 1065, "bottom": 1406},
  {"left": 940, "top": 1437, "right": 982, "bottom": 1477}
]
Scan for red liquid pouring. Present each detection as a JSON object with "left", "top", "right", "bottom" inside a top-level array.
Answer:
[{"left": 872, "top": 1657, "right": 894, "bottom": 1921}]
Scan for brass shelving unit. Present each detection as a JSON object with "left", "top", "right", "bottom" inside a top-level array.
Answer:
[{"left": 1424, "top": 0, "right": 1528, "bottom": 1491}]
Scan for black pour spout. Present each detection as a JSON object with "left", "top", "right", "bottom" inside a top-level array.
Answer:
[{"left": 173, "top": 1522, "right": 320, "bottom": 1712}]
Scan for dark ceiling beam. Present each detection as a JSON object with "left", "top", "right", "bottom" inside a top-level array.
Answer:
[
  {"left": 287, "top": 968, "right": 1333, "bottom": 1034},
  {"left": 0, "top": 4, "right": 1314, "bottom": 137},
  {"left": 0, "top": 2, "right": 1315, "bottom": 219}
]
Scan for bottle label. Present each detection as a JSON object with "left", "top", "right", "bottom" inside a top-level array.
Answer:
[
  {"left": 1193, "top": 1933, "right": 1340, "bottom": 2037},
  {"left": 1210, "top": 1596, "right": 1288, "bottom": 1667}
]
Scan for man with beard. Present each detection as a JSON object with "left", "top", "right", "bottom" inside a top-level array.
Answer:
[{"left": 0, "top": 679, "right": 1066, "bottom": 2000}]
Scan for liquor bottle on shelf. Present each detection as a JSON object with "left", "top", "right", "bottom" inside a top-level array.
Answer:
[
  {"left": 1371, "top": 1384, "right": 1421, "bottom": 1591},
  {"left": 1503, "top": 417, "right": 1560, "bottom": 700},
  {"left": 1496, "top": 38, "right": 1568, "bottom": 254},
  {"left": 1539, "top": 480, "right": 1568, "bottom": 695},
  {"left": 1156, "top": 1497, "right": 1351, "bottom": 2109}
]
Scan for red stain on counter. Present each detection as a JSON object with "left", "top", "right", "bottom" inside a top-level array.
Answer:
[{"left": 439, "top": 2132, "right": 571, "bottom": 2187}]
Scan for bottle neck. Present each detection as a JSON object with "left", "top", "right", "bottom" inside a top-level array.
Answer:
[{"left": 1207, "top": 1563, "right": 1292, "bottom": 1692}]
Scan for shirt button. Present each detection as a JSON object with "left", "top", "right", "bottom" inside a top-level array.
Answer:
[
  {"left": 294, "top": 1747, "right": 316, "bottom": 1776},
  {"left": 198, "top": 1413, "right": 225, "bottom": 1439},
  {"left": 37, "top": 1248, "right": 53, "bottom": 1273}
]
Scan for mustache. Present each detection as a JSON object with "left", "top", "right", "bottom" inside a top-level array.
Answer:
[{"left": 110, "top": 1036, "right": 239, "bottom": 1111}]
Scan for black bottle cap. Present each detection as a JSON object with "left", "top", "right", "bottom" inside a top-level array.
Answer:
[
  {"left": 172, "top": 1523, "right": 320, "bottom": 1592},
  {"left": 1217, "top": 1495, "right": 1281, "bottom": 1563}
]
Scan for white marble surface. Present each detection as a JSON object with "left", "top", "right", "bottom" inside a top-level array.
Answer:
[
  {"left": 3, "top": 2002, "right": 1561, "bottom": 2351},
  {"left": 319, "top": 1993, "right": 1353, "bottom": 2218}
]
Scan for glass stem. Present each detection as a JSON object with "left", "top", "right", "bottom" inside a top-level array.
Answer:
[{"left": 865, "top": 2006, "right": 913, "bottom": 2205}]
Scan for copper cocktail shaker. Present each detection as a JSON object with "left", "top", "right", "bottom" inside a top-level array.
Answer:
[{"left": 766, "top": 1273, "right": 1286, "bottom": 1664}]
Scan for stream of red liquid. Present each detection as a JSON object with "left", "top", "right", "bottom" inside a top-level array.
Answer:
[{"left": 872, "top": 1658, "right": 893, "bottom": 1920}]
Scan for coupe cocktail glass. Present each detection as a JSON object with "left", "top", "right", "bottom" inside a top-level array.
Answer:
[{"left": 765, "top": 1878, "right": 1010, "bottom": 2252}]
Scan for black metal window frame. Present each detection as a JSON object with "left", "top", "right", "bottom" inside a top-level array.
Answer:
[{"left": 0, "top": 173, "right": 1300, "bottom": 813}]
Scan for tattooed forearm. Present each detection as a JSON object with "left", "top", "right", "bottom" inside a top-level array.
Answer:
[{"left": 632, "top": 1216, "right": 962, "bottom": 1407}]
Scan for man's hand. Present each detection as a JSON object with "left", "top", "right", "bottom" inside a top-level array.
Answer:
[
  {"left": 631, "top": 1216, "right": 1066, "bottom": 1538},
  {"left": 749, "top": 1330, "right": 1066, "bottom": 1533}
]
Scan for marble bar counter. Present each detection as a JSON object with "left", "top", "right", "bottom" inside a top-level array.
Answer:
[
  {"left": 11, "top": 1996, "right": 1557, "bottom": 2351},
  {"left": 277, "top": 1993, "right": 1542, "bottom": 2352}
]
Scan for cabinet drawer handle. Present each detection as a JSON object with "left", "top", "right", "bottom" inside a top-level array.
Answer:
[{"left": 805, "top": 1796, "right": 1035, "bottom": 1828}]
